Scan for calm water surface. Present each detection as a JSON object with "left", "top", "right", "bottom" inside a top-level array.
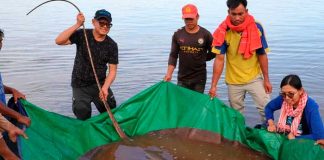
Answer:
[{"left": 0, "top": 0, "right": 323, "bottom": 126}]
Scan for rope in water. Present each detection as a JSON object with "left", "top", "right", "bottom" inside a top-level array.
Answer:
[{"left": 27, "top": 0, "right": 127, "bottom": 139}]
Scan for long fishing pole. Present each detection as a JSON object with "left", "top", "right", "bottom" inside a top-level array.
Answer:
[{"left": 27, "top": 0, "right": 127, "bottom": 139}]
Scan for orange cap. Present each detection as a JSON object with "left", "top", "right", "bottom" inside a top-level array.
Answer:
[{"left": 182, "top": 4, "right": 198, "bottom": 19}]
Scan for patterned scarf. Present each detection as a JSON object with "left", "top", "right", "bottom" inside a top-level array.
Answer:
[
  {"left": 277, "top": 92, "right": 308, "bottom": 136},
  {"left": 212, "top": 14, "right": 262, "bottom": 59}
]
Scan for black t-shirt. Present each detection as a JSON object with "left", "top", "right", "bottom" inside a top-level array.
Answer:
[
  {"left": 69, "top": 29, "right": 118, "bottom": 87},
  {"left": 168, "top": 26, "right": 213, "bottom": 83}
]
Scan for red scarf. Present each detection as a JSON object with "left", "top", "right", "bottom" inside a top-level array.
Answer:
[
  {"left": 277, "top": 92, "right": 308, "bottom": 136},
  {"left": 212, "top": 14, "right": 262, "bottom": 59}
]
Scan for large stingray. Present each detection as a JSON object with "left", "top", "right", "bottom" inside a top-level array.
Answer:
[{"left": 80, "top": 128, "right": 271, "bottom": 160}]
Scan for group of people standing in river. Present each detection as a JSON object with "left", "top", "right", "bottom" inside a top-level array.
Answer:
[
  {"left": 0, "top": 0, "right": 324, "bottom": 159},
  {"left": 162, "top": 0, "right": 324, "bottom": 147}
]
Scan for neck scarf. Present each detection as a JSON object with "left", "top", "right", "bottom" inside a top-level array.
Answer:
[
  {"left": 212, "top": 14, "right": 262, "bottom": 59},
  {"left": 277, "top": 92, "right": 308, "bottom": 136}
]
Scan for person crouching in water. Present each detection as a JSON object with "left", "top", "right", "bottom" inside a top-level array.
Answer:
[{"left": 265, "top": 74, "right": 324, "bottom": 140}]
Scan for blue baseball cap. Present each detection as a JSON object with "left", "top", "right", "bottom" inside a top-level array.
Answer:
[{"left": 94, "top": 9, "right": 112, "bottom": 22}]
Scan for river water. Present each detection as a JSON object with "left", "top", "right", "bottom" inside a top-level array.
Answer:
[{"left": 0, "top": 0, "right": 323, "bottom": 126}]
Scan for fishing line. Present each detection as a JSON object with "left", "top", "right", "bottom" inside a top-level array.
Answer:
[{"left": 27, "top": 0, "right": 128, "bottom": 139}]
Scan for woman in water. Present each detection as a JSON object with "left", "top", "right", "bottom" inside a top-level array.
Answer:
[{"left": 265, "top": 74, "right": 324, "bottom": 140}]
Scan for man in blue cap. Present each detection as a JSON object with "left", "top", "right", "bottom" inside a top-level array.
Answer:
[{"left": 55, "top": 9, "right": 118, "bottom": 120}]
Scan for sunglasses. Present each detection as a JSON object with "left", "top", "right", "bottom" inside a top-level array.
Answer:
[
  {"left": 279, "top": 92, "right": 297, "bottom": 99},
  {"left": 98, "top": 21, "right": 113, "bottom": 28}
]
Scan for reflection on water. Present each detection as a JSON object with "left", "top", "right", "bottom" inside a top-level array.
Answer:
[
  {"left": 81, "top": 128, "right": 271, "bottom": 160},
  {"left": 0, "top": 0, "right": 323, "bottom": 126}
]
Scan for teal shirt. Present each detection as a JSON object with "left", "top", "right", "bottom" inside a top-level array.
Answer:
[{"left": 0, "top": 72, "right": 6, "bottom": 104}]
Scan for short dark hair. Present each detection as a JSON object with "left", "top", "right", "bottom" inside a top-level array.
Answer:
[
  {"left": 280, "top": 74, "right": 303, "bottom": 90},
  {"left": 0, "top": 29, "right": 4, "bottom": 38},
  {"left": 226, "top": 0, "right": 247, "bottom": 9}
]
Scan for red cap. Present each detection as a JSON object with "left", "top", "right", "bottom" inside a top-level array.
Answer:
[{"left": 182, "top": 4, "right": 198, "bottom": 19}]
